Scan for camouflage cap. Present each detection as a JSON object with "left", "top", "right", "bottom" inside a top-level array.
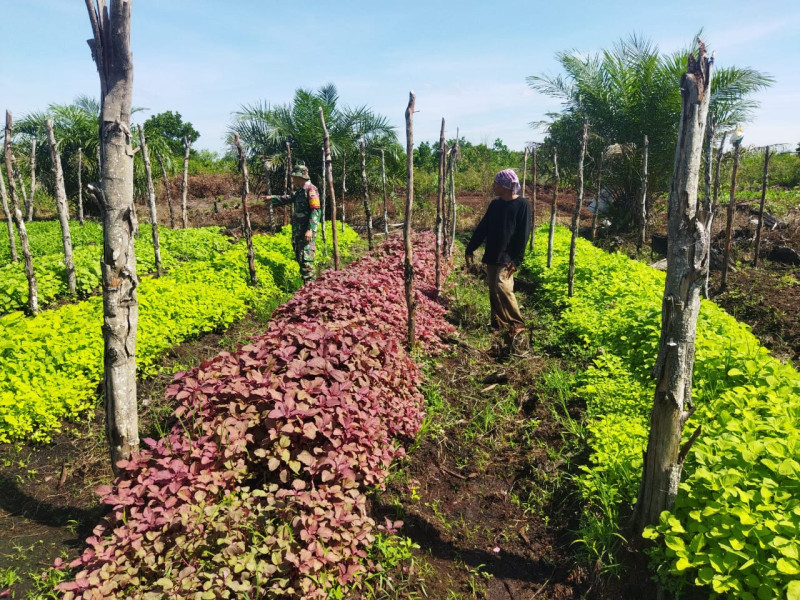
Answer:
[{"left": 291, "top": 164, "right": 310, "bottom": 179}]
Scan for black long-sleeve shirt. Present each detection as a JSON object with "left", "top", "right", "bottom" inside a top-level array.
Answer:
[{"left": 465, "top": 196, "right": 531, "bottom": 267}]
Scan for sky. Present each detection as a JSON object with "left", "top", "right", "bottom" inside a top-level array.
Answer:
[{"left": 1, "top": 0, "right": 798, "bottom": 155}]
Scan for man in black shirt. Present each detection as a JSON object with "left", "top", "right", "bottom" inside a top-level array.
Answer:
[{"left": 465, "top": 168, "right": 531, "bottom": 336}]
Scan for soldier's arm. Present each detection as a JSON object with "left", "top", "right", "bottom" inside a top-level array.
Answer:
[
  {"left": 307, "top": 186, "right": 321, "bottom": 232},
  {"left": 268, "top": 194, "right": 292, "bottom": 207}
]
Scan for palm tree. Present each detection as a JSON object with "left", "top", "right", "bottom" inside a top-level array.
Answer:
[{"left": 528, "top": 34, "right": 773, "bottom": 227}]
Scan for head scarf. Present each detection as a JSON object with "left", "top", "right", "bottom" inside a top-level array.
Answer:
[{"left": 494, "top": 169, "right": 521, "bottom": 195}]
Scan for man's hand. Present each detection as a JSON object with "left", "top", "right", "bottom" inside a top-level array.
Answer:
[
  {"left": 505, "top": 263, "right": 516, "bottom": 277},
  {"left": 305, "top": 230, "right": 313, "bottom": 244}
]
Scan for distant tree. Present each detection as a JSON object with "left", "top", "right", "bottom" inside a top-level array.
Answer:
[
  {"left": 143, "top": 111, "right": 199, "bottom": 157},
  {"left": 796, "top": 142, "right": 800, "bottom": 157},
  {"left": 528, "top": 34, "right": 773, "bottom": 228}
]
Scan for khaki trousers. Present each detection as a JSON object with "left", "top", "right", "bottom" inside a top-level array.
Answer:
[{"left": 486, "top": 264, "right": 524, "bottom": 332}]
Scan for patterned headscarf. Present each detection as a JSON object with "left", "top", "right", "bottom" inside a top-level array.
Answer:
[{"left": 494, "top": 168, "right": 521, "bottom": 195}]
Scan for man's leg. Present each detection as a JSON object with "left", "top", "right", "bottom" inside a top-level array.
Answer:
[
  {"left": 486, "top": 264, "right": 509, "bottom": 330},
  {"left": 497, "top": 268, "right": 524, "bottom": 332},
  {"left": 299, "top": 238, "right": 316, "bottom": 282}
]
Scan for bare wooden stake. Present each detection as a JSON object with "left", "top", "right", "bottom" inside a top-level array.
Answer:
[
  {"left": 638, "top": 134, "right": 649, "bottom": 250},
  {"left": 568, "top": 120, "right": 588, "bottom": 297},
  {"left": 155, "top": 153, "right": 175, "bottom": 229},
  {"left": 341, "top": 153, "right": 346, "bottom": 233},
  {"left": 285, "top": 141, "right": 293, "bottom": 225},
  {"left": 13, "top": 157, "right": 30, "bottom": 223},
  {"left": 380, "top": 149, "right": 389, "bottom": 236},
  {"left": 319, "top": 107, "right": 340, "bottom": 270},
  {"left": 753, "top": 146, "right": 771, "bottom": 267},
  {"left": 721, "top": 136, "right": 742, "bottom": 291},
  {"left": 704, "top": 130, "right": 728, "bottom": 297},
  {"left": 180, "top": 136, "right": 191, "bottom": 228},
  {"left": 447, "top": 131, "right": 459, "bottom": 257},
  {"left": 28, "top": 134, "right": 37, "bottom": 221},
  {"left": 5, "top": 111, "right": 37, "bottom": 313},
  {"left": 232, "top": 134, "right": 257, "bottom": 286},
  {"left": 591, "top": 150, "right": 602, "bottom": 243},
  {"left": 136, "top": 124, "right": 162, "bottom": 277},
  {"left": 522, "top": 146, "right": 529, "bottom": 197},
  {"left": 403, "top": 91, "right": 417, "bottom": 348},
  {"left": 319, "top": 147, "right": 327, "bottom": 250},
  {"left": 546, "top": 148, "right": 559, "bottom": 268},
  {"left": 1, "top": 169, "right": 19, "bottom": 263},
  {"left": 435, "top": 118, "right": 445, "bottom": 295},
  {"left": 77, "top": 147, "right": 85, "bottom": 225},
  {"left": 630, "top": 42, "right": 712, "bottom": 534},
  {"left": 359, "top": 137, "right": 374, "bottom": 250},
  {"left": 46, "top": 118, "right": 77, "bottom": 293},
  {"left": 530, "top": 144, "right": 538, "bottom": 250},
  {"left": 262, "top": 156, "right": 275, "bottom": 233},
  {"left": 85, "top": 0, "right": 139, "bottom": 473}
]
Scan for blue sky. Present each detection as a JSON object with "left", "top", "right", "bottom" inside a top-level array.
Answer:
[{"left": 1, "top": 0, "right": 798, "bottom": 154}]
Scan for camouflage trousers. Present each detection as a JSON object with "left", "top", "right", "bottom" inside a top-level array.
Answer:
[{"left": 292, "top": 233, "right": 316, "bottom": 282}]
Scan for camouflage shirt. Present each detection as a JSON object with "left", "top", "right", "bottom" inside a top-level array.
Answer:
[{"left": 270, "top": 182, "right": 322, "bottom": 234}]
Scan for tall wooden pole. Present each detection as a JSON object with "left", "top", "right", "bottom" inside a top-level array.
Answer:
[
  {"left": 233, "top": 134, "right": 257, "bottom": 286},
  {"left": 447, "top": 130, "right": 459, "bottom": 257},
  {"left": 568, "top": 120, "right": 588, "bottom": 297},
  {"left": 522, "top": 146, "right": 529, "bottom": 197},
  {"left": 262, "top": 157, "right": 275, "bottom": 233},
  {"left": 180, "top": 136, "right": 190, "bottom": 228},
  {"left": 319, "top": 107, "right": 339, "bottom": 270},
  {"left": 285, "top": 141, "right": 293, "bottom": 225},
  {"left": 5, "top": 111, "right": 38, "bottom": 314},
  {"left": 591, "top": 151, "right": 602, "bottom": 243},
  {"left": 319, "top": 147, "right": 326, "bottom": 250},
  {"left": 753, "top": 146, "right": 771, "bottom": 267},
  {"left": 403, "top": 91, "right": 417, "bottom": 348},
  {"left": 380, "top": 149, "right": 389, "bottom": 236},
  {"left": 27, "top": 134, "right": 37, "bottom": 221},
  {"left": 720, "top": 137, "right": 742, "bottom": 292},
  {"left": 638, "top": 134, "right": 649, "bottom": 250},
  {"left": 77, "top": 147, "right": 85, "bottom": 225},
  {"left": 341, "top": 154, "right": 346, "bottom": 233},
  {"left": 155, "top": 153, "right": 175, "bottom": 229},
  {"left": 46, "top": 118, "right": 77, "bottom": 292},
  {"left": 631, "top": 43, "right": 712, "bottom": 534},
  {"left": 359, "top": 137, "right": 374, "bottom": 251},
  {"left": 14, "top": 159, "right": 30, "bottom": 224},
  {"left": 530, "top": 145, "right": 537, "bottom": 250},
  {"left": 704, "top": 130, "right": 728, "bottom": 297},
  {"left": 546, "top": 148, "right": 559, "bottom": 268},
  {"left": 85, "top": 0, "right": 139, "bottom": 473},
  {"left": 435, "top": 118, "right": 445, "bottom": 296},
  {"left": 1, "top": 168, "right": 19, "bottom": 263},
  {"left": 136, "top": 124, "right": 162, "bottom": 277}
]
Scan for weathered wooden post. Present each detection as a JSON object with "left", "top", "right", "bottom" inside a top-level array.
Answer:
[
  {"left": 530, "top": 144, "right": 538, "bottom": 250},
  {"left": 85, "top": 0, "right": 139, "bottom": 472},
  {"left": 285, "top": 141, "right": 293, "bottom": 225},
  {"left": 319, "top": 147, "right": 327, "bottom": 250},
  {"left": 232, "top": 134, "right": 257, "bottom": 286},
  {"left": 46, "top": 118, "right": 77, "bottom": 292},
  {"left": 447, "top": 133, "right": 459, "bottom": 257},
  {"left": 359, "top": 137, "right": 374, "bottom": 250},
  {"left": 136, "top": 124, "right": 162, "bottom": 277},
  {"left": 591, "top": 150, "right": 602, "bottom": 243},
  {"left": 703, "top": 130, "right": 728, "bottom": 297},
  {"left": 14, "top": 158, "right": 30, "bottom": 223},
  {"left": 77, "top": 147, "right": 85, "bottom": 225},
  {"left": 1, "top": 170, "right": 18, "bottom": 262},
  {"left": 5, "top": 111, "right": 37, "bottom": 313},
  {"left": 180, "top": 136, "right": 191, "bottom": 228},
  {"left": 319, "top": 107, "right": 339, "bottom": 270},
  {"left": 522, "top": 146, "right": 529, "bottom": 197},
  {"left": 261, "top": 156, "right": 275, "bottom": 233},
  {"left": 721, "top": 134, "right": 742, "bottom": 291},
  {"left": 638, "top": 134, "right": 649, "bottom": 250},
  {"left": 404, "top": 91, "right": 417, "bottom": 348},
  {"left": 435, "top": 118, "right": 445, "bottom": 296},
  {"left": 630, "top": 43, "right": 712, "bottom": 534},
  {"left": 546, "top": 148, "right": 559, "bottom": 268},
  {"left": 27, "top": 134, "right": 37, "bottom": 221},
  {"left": 380, "top": 149, "right": 389, "bottom": 236},
  {"left": 568, "top": 120, "right": 588, "bottom": 297},
  {"left": 753, "top": 146, "right": 771, "bottom": 267},
  {"left": 341, "top": 154, "right": 347, "bottom": 233}
]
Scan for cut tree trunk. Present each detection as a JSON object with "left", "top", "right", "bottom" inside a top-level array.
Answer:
[
  {"left": 5, "top": 111, "right": 38, "bottom": 314},
  {"left": 630, "top": 42, "right": 712, "bottom": 535},
  {"left": 547, "top": 148, "right": 559, "bottom": 268},
  {"left": 319, "top": 108, "right": 339, "bottom": 270},
  {"left": 720, "top": 137, "right": 741, "bottom": 291},
  {"left": 136, "top": 124, "right": 162, "bottom": 277},
  {"left": 404, "top": 91, "right": 417, "bottom": 348},
  {"left": 319, "top": 147, "right": 326, "bottom": 250},
  {"left": 359, "top": 137, "right": 373, "bottom": 251},
  {"left": 448, "top": 139, "right": 458, "bottom": 258},
  {"left": 531, "top": 145, "right": 538, "bottom": 249},
  {"left": 28, "top": 134, "right": 37, "bottom": 221},
  {"left": 156, "top": 153, "right": 175, "bottom": 229},
  {"left": 180, "top": 136, "right": 191, "bottom": 228},
  {"left": 568, "top": 120, "right": 588, "bottom": 297},
  {"left": 1, "top": 169, "right": 19, "bottom": 263},
  {"left": 341, "top": 154, "right": 346, "bottom": 233},
  {"left": 753, "top": 146, "right": 771, "bottom": 267},
  {"left": 638, "top": 134, "right": 649, "bottom": 250},
  {"left": 380, "top": 149, "right": 389, "bottom": 236},
  {"left": 704, "top": 130, "right": 728, "bottom": 297},
  {"left": 262, "top": 157, "right": 275, "bottom": 233},
  {"left": 85, "top": 0, "right": 139, "bottom": 473},
  {"left": 46, "top": 118, "right": 77, "bottom": 293},
  {"left": 77, "top": 147, "right": 85, "bottom": 225},
  {"left": 435, "top": 118, "right": 445, "bottom": 296},
  {"left": 232, "top": 134, "right": 257, "bottom": 286}
]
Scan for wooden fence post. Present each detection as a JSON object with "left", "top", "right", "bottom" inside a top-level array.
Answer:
[
  {"left": 233, "top": 134, "right": 257, "bottom": 286},
  {"left": 46, "top": 118, "right": 78, "bottom": 292},
  {"left": 77, "top": 147, "right": 85, "bottom": 225},
  {"left": 568, "top": 120, "right": 588, "bottom": 297},
  {"left": 448, "top": 134, "right": 458, "bottom": 257},
  {"left": 359, "top": 137, "right": 373, "bottom": 250},
  {"left": 530, "top": 144, "right": 537, "bottom": 250},
  {"left": 404, "top": 91, "right": 416, "bottom": 348},
  {"left": 319, "top": 107, "right": 339, "bottom": 270},
  {"left": 0, "top": 169, "right": 18, "bottom": 262},
  {"left": 180, "top": 136, "right": 190, "bottom": 228},
  {"left": 319, "top": 148, "right": 326, "bottom": 250},
  {"left": 27, "top": 134, "right": 37, "bottom": 221},
  {"left": 136, "top": 124, "right": 162, "bottom": 277},
  {"left": 639, "top": 134, "right": 649, "bottom": 250},
  {"left": 341, "top": 154, "right": 346, "bottom": 233},
  {"left": 435, "top": 118, "right": 445, "bottom": 296},
  {"left": 753, "top": 146, "right": 771, "bottom": 267},
  {"left": 546, "top": 148, "right": 559, "bottom": 268},
  {"left": 720, "top": 136, "right": 742, "bottom": 291},
  {"left": 591, "top": 150, "right": 602, "bottom": 243},
  {"left": 381, "top": 149, "right": 389, "bottom": 236}
]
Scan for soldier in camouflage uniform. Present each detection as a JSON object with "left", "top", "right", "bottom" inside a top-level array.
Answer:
[{"left": 266, "top": 164, "right": 322, "bottom": 283}]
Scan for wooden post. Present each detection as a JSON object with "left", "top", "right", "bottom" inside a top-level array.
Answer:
[
  {"left": 285, "top": 141, "right": 293, "bottom": 225},
  {"left": 180, "top": 136, "right": 190, "bottom": 228},
  {"left": 27, "top": 134, "right": 37, "bottom": 221},
  {"left": 702, "top": 115, "right": 714, "bottom": 213},
  {"left": 630, "top": 43, "right": 712, "bottom": 534},
  {"left": 77, "top": 147, "right": 85, "bottom": 225},
  {"left": 5, "top": 111, "right": 38, "bottom": 313},
  {"left": 547, "top": 148, "right": 559, "bottom": 268},
  {"left": 448, "top": 135, "right": 458, "bottom": 257},
  {"left": 85, "top": 0, "right": 139, "bottom": 472},
  {"left": 233, "top": 134, "right": 257, "bottom": 286},
  {"left": 319, "top": 107, "right": 339, "bottom": 270},
  {"left": 358, "top": 138, "right": 374, "bottom": 250},
  {"left": 704, "top": 130, "right": 728, "bottom": 297},
  {"left": 136, "top": 124, "right": 162, "bottom": 277},
  {"left": 720, "top": 137, "right": 742, "bottom": 291},
  {"left": 1, "top": 169, "right": 19, "bottom": 263},
  {"left": 262, "top": 157, "right": 275, "bottom": 233},
  {"left": 46, "top": 118, "right": 78, "bottom": 293},
  {"left": 753, "top": 146, "right": 771, "bottom": 267},
  {"left": 380, "top": 149, "right": 389, "bottom": 236},
  {"left": 14, "top": 158, "right": 30, "bottom": 224},
  {"left": 591, "top": 150, "right": 602, "bottom": 243},
  {"left": 530, "top": 144, "right": 538, "bottom": 250},
  {"left": 435, "top": 118, "right": 445, "bottom": 295},
  {"left": 403, "top": 91, "right": 417, "bottom": 348},
  {"left": 341, "top": 154, "right": 346, "bottom": 233},
  {"left": 522, "top": 146, "right": 529, "bottom": 197},
  {"left": 155, "top": 153, "right": 175, "bottom": 229},
  {"left": 568, "top": 120, "right": 588, "bottom": 297},
  {"left": 319, "top": 147, "right": 326, "bottom": 250},
  {"left": 638, "top": 135, "right": 649, "bottom": 250}
]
